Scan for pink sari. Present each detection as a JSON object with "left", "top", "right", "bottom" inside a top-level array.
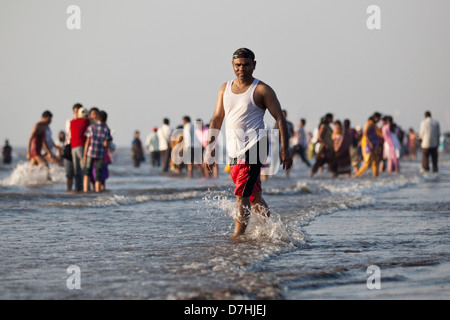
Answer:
[{"left": 382, "top": 124, "right": 400, "bottom": 172}]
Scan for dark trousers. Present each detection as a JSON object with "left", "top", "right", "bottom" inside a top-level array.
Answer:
[
  {"left": 311, "top": 147, "right": 337, "bottom": 176},
  {"left": 160, "top": 149, "right": 171, "bottom": 172},
  {"left": 422, "top": 147, "right": 438, "bottom": 172},
  {"left": 150, "top": 151, "right": 161, "bottom": 167},
  {"left": 84, "top": 156, "right": 105, "bottom": 182},
  {"left": 291, "top": 144, "right": 311, "bottom": 167}
]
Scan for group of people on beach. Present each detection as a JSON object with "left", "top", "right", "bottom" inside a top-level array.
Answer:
[
  {"left": 26, "top": 104, "right": 113, "bottom": 193},
  {"left": 18, "top": 47, "right": 445, "bottom": 239},
  {"left": 131, "top": 118, "right": 172, "bottom": 172},
  {"left": 306, "top": 110, "right": 440, "bottom": 179},
  {"left": 133, "top": 116, "right": 220, "bottom": 179},
  {"left": 131, "top": 108, "right": 440, "bottom": 182}
]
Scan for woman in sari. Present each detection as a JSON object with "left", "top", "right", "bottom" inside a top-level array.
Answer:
[
  {"left": 354, "top": 112, "right": 383, "bottom": 178},
  {"left": 332, "top": 120, "right": 352, "bottom": 177},
  {"left": 381, "top": 116, "right": 401, "bottom": 173},
  {"left": 309, "top": 113, "right": 337, "bottom": 178}
]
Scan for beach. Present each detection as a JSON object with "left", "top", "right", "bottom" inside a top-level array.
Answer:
[{"left": 0, "top": 148, "right": 449, "bottom": 300}]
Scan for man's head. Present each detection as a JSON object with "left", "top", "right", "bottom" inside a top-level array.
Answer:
[
  {"left": 372, "top": 112, "right": 382, "bottom": 123},
  {"left": 425, "top": 111, "right": 432, "bottom": 118},
  {"left": 325, "top": 113, "right": 334, "bottom": 123},
  {"left": 300, "top": 118, "right": 306, "bottom": 126},
  {"left": 90, "top": 107, "right": 100, "bottom": 121},
  {"left": 344, "top": 119, "right": 350, "bottom": 129},
  {"left": 73, "top": 103, "right": 82, "bottom": 114},
  {"left": 182, "top": 116, "right": 191, "bottom": 124},
  {"left": 232, "top": 48, "right": 256, "bottom": 81},
  {"left": 41, "top": 110, "right": 53, "bottom": 125},
  {"left": 163, "top": 118, "right": 170, "bottom": 125},
  {"left": 233, "top": 48, "right": 255, "bottom": 60},
  {"left": 98, "top": 110, "right": 107, "bottom": 123},
  {"left": 78, "top": 107, "right": 87, "bottom": 119}
]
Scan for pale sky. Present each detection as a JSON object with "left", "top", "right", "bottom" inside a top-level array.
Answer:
[{"left": 1, "top": 0, "right": 449, "bottom": 147}]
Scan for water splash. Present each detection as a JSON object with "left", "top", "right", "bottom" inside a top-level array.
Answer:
[
  {"left": 202, "top": 188, "right": 306, "bottom": 245},
  {"left": 0, "top": 161, "right": 65, "bottom": 186}
]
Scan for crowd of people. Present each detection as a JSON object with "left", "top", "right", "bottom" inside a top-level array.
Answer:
[
  {"left": 133, "top": 116, "right": 219, "bottom": 179},
  {"left": 12, "top": 104, "right": 445, "bottom": 193},
  {"left": 305, "top": 110, "right": 442, "bottom": 179},
  {"left": 25, "top": 104, "right": 114, "bottom": 192},
  {"left": 127, "top": 109, "right": 442, "bottom": 182},
  {"left": 9, "top": 105, "right": 443, "bottom": 193}
]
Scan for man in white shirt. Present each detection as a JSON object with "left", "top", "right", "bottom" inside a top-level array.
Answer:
[
  {"left": 63, "top": 103, "right": 82, "bottom": 191},
  {"left": 146, "top": 127, "right": 160, "bottom": 167},
  {"left": 157, "top": 118, "right": 172, "bottom": 172},
  {"left": 419, "top": 111, "right": 440, "bottom": 173},
  {"left": 204, "top": 48, "right": 292, "bottom": 239},
  {"left": 182, "top": 116, "right": 204, "bottom": 178},
  {"left": 291, "top": 118, "right": 311, "bottom": 167}
]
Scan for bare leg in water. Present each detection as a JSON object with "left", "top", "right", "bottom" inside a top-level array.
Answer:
[
  {"left": 230, "top": 192, "right": 270, "bottom": 240},
  {"left": 29, "top": 156, "right": 51, "bottom": 181}
]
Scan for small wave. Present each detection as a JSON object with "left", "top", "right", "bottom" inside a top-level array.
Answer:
[
  {"left": 0, "top": 162, "right": 65, "bottom": 186},
  {"left": 40, "top": 190, "right": 205, "bottom": 208},
  {"left": 264, "top": 184, "right": 312, "bottom": 195},
  {"left": 302, "top": 174, "right": 420, "bottom": 196},
  {"left": 261, "top": 173, "right": 420, "bottom": 199}
]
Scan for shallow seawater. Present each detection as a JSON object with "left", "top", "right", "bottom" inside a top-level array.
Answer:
[{"left": 0, "top": 148, "right": 449, "bottom": 299}]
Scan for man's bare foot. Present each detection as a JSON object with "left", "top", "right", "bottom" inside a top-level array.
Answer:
[{"left": 229, "top": 233, "right": 245, "bottom": 241}]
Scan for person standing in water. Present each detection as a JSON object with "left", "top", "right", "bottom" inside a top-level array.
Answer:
[
  {"left": 354, "top": 112, "right": 383, "bottom": 178},
  {"left": 419, "top": 111, "right": 440, "bottom": 173},
  {"left": 204, "top": 48, "right": 292, "bottom": 239},
  {"left": 309, "top": 113, "right": 337, "bottom": 178},
  {"left": 131, "top": 130, "right": 144, "bottom": 168},
  {"left": 83, "top": 110, "right": 112, "bottom": 193},
  {"left": 26, "top": 111, "right": 57, "bottom": 172},
  {"left": 2, "top": 140, "right": 12, "bottom": 164}
]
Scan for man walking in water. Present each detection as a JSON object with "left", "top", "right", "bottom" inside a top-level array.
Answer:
[
  {"left": 204, "top": 48, "right": 292, "bottom": 239},
  {"left": 27, "top": 111, "right": 56, "bottom": 168},
  {"left": 419, "top": 111, "right": 440, "bottom": 173}
]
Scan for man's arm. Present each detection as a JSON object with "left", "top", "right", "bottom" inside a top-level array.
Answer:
[
  {"left": 260, "top": 84, "right": 292, "bottom": 170},
  {"left": 437, "top": 121, "right": 440, "bottom": 139},
  {"left": 42, "top": 130, "right": 54, "bottom": 159},
  {"left": 317, "top": 125, "right": 327, "bottom": 147},
  {"left": 83, "top": 137, "right": 90, "bottom": 166},
  {"left": 362, "top": 121, "right": 373, "bottom": 149},
  {"left": 204, "top": 83, "right": 226, "bottom": 172},
  {"left": 27, "top": 123, "right": 38, "bottom": 160},
  {"left": 419, "top": 120, "right": 424, "bottom": 141},
  {"left": 104, "top": 129, "right": 112, "bottom": 149}
]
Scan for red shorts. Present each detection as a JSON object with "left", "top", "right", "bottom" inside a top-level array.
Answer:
[{"left": 229, "top": 160, "right": 262, "bottom": 203}]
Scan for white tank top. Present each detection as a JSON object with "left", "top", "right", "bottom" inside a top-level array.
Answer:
[{"left": 223, "top": 78, "right": 266, "bottom": 158}]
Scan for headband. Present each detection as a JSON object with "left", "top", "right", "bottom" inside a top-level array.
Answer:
[{"left": 232, "top": 48, "right": 255, "bottom": 61}]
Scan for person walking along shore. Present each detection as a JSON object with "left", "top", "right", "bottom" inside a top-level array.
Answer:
[{"left": 204, "top": 48, "right": 292, "bottom": 239}]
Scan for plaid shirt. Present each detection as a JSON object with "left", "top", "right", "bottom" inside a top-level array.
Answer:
[{"left": 85, "top": 123, "right": 112, "bottom": 159}]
